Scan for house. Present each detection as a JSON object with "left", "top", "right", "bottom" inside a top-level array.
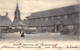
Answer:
[
  {"left": 0, "top": 12, "right": 12, "bottom": 26},
  {"left": 0, "top": 12, "right": 12, "bottom": 33}
]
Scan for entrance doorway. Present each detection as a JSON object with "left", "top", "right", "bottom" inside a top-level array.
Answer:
[
  {"left": 55, "top": 25, "right": 62, "bottom": 32},
  {"left": 56, "top": 25, "right": 61, "bottom": 32}
]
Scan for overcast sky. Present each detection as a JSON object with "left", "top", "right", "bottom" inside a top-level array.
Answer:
[{"left": 0, "top": 0, "right": 78, "bottom": 21}]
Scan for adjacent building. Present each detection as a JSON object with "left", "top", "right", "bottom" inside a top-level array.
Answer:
[
  {"left": 0, "top": 12, "right": 12, "bottom": 34},
  {"left": 27, "top": 5, "right": 80, "bottom": 34},
  {"left": 0, "top": 12, "right": 12, "bottom": 26}
]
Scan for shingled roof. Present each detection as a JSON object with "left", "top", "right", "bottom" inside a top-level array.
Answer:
[
  {"left": 0, "top": 15, "right": 12, "bottom": 26},
  {"left": 27, "top": 4, "right": 80, "bottom": 27},
  {"left": 28, "top": 4, "right": 79, "bottom": 19}
]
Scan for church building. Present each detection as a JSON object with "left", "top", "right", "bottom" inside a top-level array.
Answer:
[{"left": 27, "top": 4, "right": 80, "bottom": 34}]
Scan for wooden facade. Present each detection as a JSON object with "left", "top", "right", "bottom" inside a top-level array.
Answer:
[{"left": 27, "top": 5, "right": 80, "bottom": 34}]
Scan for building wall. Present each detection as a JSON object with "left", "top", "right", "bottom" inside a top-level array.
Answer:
[
  {"left": 28, "top": 12, "right": 79, "bottom": 34},
  {"left": 36, "top": 26, "right": 55, "bottom": 33},
  {"left": 28, "top": 13, "right": 78, "bottom": 23}
]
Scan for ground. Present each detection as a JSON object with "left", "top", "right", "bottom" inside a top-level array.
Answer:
[
  {"left": 0, "top": 32, "right": 80, "bottom": 50},
  {"left": 1, "top": 32, "right": 79, "bottom": 41}
]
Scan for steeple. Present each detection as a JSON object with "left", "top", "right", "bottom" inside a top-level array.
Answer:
[
  {"left": 13, "top": 2, "right": 21, "bottom": 24},
  {"left": 15, "top": 2, "right": 19, "bottom": 11}
]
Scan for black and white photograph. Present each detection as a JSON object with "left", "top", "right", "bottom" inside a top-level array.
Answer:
[{"left": 0, "top": 0, "right": 80, "bottom": 50}]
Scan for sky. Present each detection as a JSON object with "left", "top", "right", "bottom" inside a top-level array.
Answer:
[{"left": 0, "top": 0, "right": 78, "bottom": 21}]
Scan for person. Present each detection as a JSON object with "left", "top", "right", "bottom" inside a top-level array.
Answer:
[{"left": 21, "top": 31, "right": 25, "bottom": 37}]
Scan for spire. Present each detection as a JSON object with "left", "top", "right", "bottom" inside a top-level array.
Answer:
[
  {"left": 13, "top": 1, "right": 21, "bottom": 24},
  {"left": 16, "top": 1, "right": 19, "bottom": 11}
]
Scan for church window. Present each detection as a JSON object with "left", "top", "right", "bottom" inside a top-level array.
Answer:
[
  {"left": 52, "top": 17, "right": 54, "bottom": 20},
  {"left": 37, "top": 18, "right": 41, "bottom": 21},
  {"left": 67, "top": 14, "right": 72, "bottom": 19},
  {"left": 67, "top": 25, "right": 74, "bottom": 30},
  {"left": 46, "top": 18, "right": 48, "bottom": 21},
  {"left": 64, "top": 15, "right": 67, "bottom": 19},
  {"left": 41, "top": 18, "right": 46, "bottom": 21},
  {"left": 33, "top": 19, "right": 36, "bottom": 22},
  {"left": 48, "top": 17, "right": 52, "bottom": 20},
  {"left": 57, "top": 16, "right": 60, "bottom": 18}
]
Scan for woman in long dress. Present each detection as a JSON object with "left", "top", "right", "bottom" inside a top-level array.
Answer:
[{"left": 21, "top": 31, "right": 25, "bottom": 37}]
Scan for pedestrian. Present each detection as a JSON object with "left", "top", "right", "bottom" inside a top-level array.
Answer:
[{"left": 21, "top": 31, "right": 25, "bottom": 37}]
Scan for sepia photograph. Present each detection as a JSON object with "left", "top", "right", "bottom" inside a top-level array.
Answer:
[{"left": 0, "top": 0, "right": 80, "bottom": 50}]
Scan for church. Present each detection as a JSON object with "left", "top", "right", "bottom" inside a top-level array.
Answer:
[
  {"left": 0, "top": 2, "right": 22, "bottom": 27},
  {"left": 27, "top": 4, "right": 80, "bottom": 34},
  {"left": 0, "top": 2, "right": 23, "bottom": 33},
  {"left": 13, "top": 3, "right": 21, "bottom": 25}
]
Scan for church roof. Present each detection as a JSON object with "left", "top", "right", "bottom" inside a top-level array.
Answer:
[{"left": 28, "top": 4, "right": 79, "bottom": 19}]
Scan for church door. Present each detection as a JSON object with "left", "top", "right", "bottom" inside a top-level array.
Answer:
[{"left": 56, "top": 25, "right": 61, "bottom": 32}]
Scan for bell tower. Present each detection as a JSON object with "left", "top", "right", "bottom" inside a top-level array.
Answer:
[{"left": 13, "top": 2, "right": 21, "bottom": 24}]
